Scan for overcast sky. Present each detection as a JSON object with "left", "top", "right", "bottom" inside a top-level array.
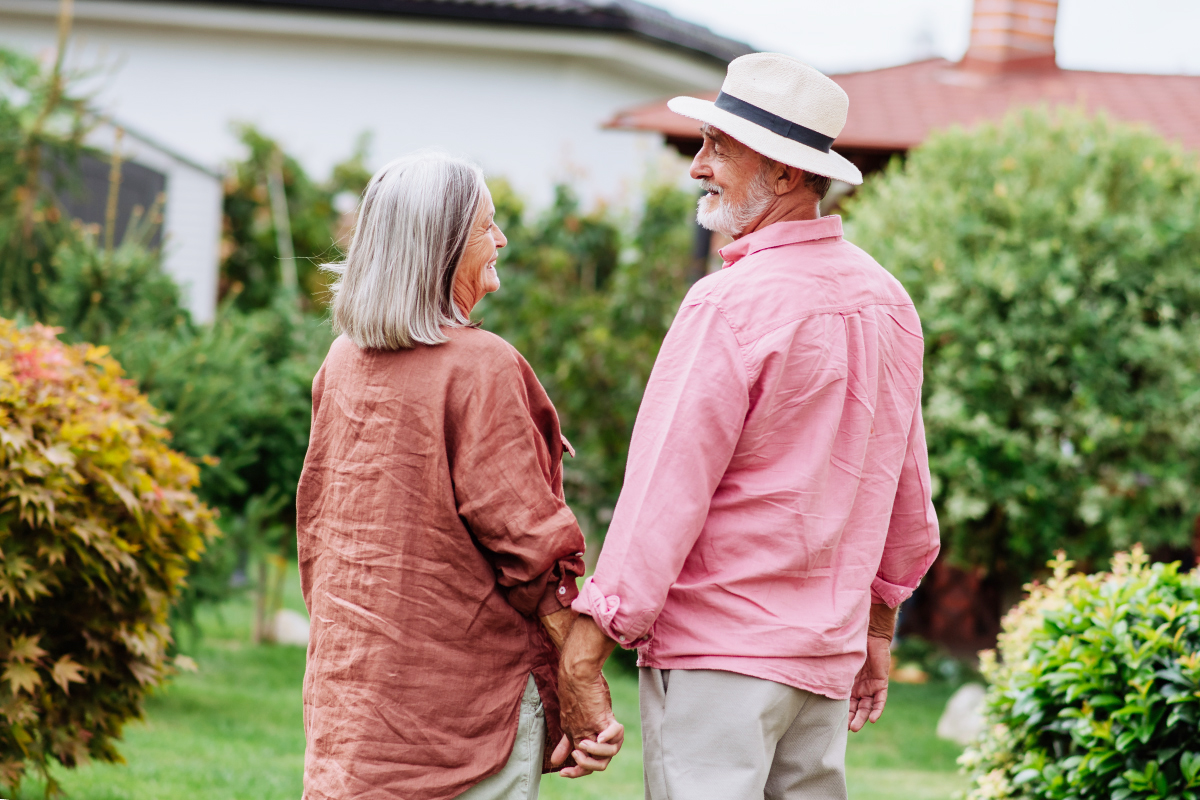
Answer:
[{"left": 650, "top": 0, "right": 1200, "bottom": 76}]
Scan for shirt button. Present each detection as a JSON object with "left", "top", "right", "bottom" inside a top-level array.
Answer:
[
  {"left": 619, "top": 636, "right": 627, "bottom": 643},
  {"left": 558, "top": 586, "right": 566, "bottom": 595}
]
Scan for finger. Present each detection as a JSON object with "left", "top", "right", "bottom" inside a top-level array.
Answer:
[
  {"left": 559, "top": 763, "right": 594, "bottom": 779},
  {"left": 849, "top": 695, "right": 872, "bottom": 733},
  {"left": 550, "top": 735, "right": 571, "bottom": 767},
  {"left": 577, "top": 738, "right": 621, "bottom": 758},
  {"left": 572, "top": 749, "right": 611, "bottom": 772},
  {"left": 596, "top": 720, "right": 625, "bottom": 747},
  {"left": 846, "top": 697, "right": 859, "bottom": 730},
  {"left": 868, "top": 689, "right": 888, "bottom": 723}
]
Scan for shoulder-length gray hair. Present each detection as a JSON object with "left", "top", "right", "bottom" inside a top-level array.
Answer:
[{"left": 324, "top": 152, "right": 486, "bottom": 350}]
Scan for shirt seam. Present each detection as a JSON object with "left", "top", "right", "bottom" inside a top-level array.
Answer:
[
  {"left": 690, "top": 297, "right": 755, "bottom": 389},
  {"left": 713, "top": 298, "right": 922, "bottom": 350}
]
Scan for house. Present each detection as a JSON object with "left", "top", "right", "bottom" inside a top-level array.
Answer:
[{"left": 0, "top": 0, "right": 751, "bottom": 320}]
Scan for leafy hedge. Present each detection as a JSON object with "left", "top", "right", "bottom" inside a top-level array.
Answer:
[
  {"left": 846, "top": 108, "right": 1200, "bottom": 584},
  {"left": 961, "top": 548, "right": 1200, "bottom": 800},
  {"left": 0, "top": 319, "right": 218, "bottom": 794}
]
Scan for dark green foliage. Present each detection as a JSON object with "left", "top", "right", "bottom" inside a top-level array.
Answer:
[
  {"left": 0, "top": 47, "right": 88, "bottom": 321},
  {"left": 846, "top": 108, "right": 1200, "bottom": 584},
  {"left": 962, "top": 550, "right": 1200, "bottom": 800},
  {"left": 47, "top": 211, "right": 182, "bottom": 345},
  {"left": 102, "top": 302, "right": 332, "bottom": 623},
  {"left": 479, "top": 179, "right": 696, "bottom": 536},
  {"left": 219, "top": 125, "right": 370, "bottom": 310}
]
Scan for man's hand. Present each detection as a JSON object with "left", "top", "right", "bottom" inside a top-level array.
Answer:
[
  {"left": 553, "top": 615, "right": 624, "bottom": 778},
  {"left": 849, "top": 602, "right": 897, "bottom": 732}
]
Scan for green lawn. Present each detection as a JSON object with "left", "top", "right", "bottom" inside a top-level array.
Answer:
[{"left": 11, "top": 584, "right": 968, "bottom": 800}]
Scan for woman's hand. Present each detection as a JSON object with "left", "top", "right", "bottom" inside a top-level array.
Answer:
[{"left": 550, "top": 719, "right": 624, "bottom": 778}]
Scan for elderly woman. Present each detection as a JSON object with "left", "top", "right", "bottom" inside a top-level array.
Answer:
[{"left": 296, "top": 152, "right": 621, "bottom": 800}]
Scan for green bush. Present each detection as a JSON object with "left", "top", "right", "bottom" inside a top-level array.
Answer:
[
  {"left": 961, "top": 548, "right": 1200, "bottom": 800},
  {"left": 105, "top": 302, "right": 333, "bottom": 627},
  {"left": 0, "top": 319, "right": 219, "bottom": 795},
  {"left": 846, "top": 108, "right": 1200, "bottom": 584}
]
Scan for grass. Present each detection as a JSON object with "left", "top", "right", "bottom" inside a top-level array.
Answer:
[{"left": 8, "top": 573, "right": 969, "bottom": 800}]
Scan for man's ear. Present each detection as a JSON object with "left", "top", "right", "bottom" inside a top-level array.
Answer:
[{"left": 773, "top": 163, "right": 807, "bottom": 196}]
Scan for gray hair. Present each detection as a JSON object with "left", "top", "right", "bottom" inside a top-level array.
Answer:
[{"left": 324, "top": 152, "right": 486, "bottom": 350}]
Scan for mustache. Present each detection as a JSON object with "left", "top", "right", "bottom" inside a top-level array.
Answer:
[{"left": 699, "top": 179, "right": 723, "bottom": 195}]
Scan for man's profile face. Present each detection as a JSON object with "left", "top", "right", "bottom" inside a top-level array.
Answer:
[{"left": 691, "top": 125, "right": 775, "bottom": 238}]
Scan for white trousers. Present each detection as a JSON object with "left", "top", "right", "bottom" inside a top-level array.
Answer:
[
  {"left": 640, "top": 668, "right": 850, "bottom": 800},
  {"left": 456, "top": 675, "right": 545, "bottom": 800}
]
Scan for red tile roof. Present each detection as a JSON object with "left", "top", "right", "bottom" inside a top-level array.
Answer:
[{"left": 607, "top": 60, "right": 1200, "bottom": 153}]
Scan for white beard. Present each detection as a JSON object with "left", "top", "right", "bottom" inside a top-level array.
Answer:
[{"left": 695, "top": 171, "right": 775, "bottom": 238}]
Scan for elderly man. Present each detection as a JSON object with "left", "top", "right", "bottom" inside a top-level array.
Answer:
[{"left": 557, "top": 53, "right": 941, "bottom": 799}]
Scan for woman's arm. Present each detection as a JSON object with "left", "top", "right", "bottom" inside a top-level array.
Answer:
[{"left": 447, "top": 344, "right": 586, "bottom": 618}]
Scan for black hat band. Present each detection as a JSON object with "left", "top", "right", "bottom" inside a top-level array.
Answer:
[{"left": 714, "top": 92, "right": 836, "bottom": 153}]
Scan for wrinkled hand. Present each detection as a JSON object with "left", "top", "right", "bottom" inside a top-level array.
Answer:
[
  {"left": 553, "top": 667, "right": 624, "bottom": 777},
  {"left": 848, "top": 634, "right": 891, "bottom": 732},
  {"left": 552, "top": 615, "right": 624, "bottom": 777}
]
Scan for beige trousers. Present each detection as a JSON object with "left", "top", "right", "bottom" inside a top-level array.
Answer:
[
  {"left": 456, "top": 675, "right": 546, "bottom": 800},
  {"left": 640, "top": 668, "right": 849, "bottom": 800}
]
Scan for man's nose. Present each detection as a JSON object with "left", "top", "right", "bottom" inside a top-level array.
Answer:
[{"left": 689, "top": 151, "right": 711, "bottom": 181}]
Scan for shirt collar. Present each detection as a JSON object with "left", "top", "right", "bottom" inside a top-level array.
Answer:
[{"left": 718, "top": 215, "right": 844, "bottom": 267}]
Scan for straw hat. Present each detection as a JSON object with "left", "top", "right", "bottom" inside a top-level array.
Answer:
[{"left": 668, "top": 53, "right": 863, "bottom": 186}]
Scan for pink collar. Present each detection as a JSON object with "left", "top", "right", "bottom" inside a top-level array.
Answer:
[{"left": 718, "top": 216, "right": 844, "bottom": 267}]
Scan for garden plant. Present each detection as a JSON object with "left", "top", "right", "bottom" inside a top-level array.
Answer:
[
  {"left": 0, "top": 320, "right": 219, "bottom": 795},
  {"left": 961, "top": 547, "right": 1200, "bottom": 800},
  {"left": 846, "top": 108, "right": 1200, "bottom": 588}
]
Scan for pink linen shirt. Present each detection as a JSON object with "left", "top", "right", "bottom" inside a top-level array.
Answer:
[{"left": 572, "top": 216, "right": 940, "bottom": 700}]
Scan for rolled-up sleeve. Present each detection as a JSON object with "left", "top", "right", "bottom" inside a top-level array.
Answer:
[
  {"left": 871, "top": 396, "right": 941, "bottom": 608},
  {"left": 572, "top": 299, "right": 748, "bottom": 646},
  {"left": 449, "top": 351, "right": 585, "bottom": 618}
]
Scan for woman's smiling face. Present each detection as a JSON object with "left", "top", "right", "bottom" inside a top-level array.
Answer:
[{"left": 452, "top": 187, "right": 507, "bottom": 315}]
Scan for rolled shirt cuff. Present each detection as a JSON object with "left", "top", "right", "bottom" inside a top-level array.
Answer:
[
  {"left": 536, "top": 557, "right": 584, "bottom": 617},
  {"left": 870, "top": 574, "right": 917, "bottom": 609},
  {"left": 570, "top": 577, "right": 652, "bottom": 649}
]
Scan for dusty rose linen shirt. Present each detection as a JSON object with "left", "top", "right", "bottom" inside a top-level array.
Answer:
[
  {"left": 573, "top": 216, "right": 940, "bottom": 700},
  {"left": 297, "top": 329, "right": 585, "bottom": 800}
]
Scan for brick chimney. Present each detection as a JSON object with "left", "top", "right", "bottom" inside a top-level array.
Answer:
[{"left": 960, "top": 0, "right": 1059, "bottom": 73}]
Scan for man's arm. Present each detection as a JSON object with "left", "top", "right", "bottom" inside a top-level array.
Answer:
[
  {"left": 541, "top": 607, "right": 577, "bottom": 650},
  {"left": 546, "top": 614, "right": 622, "bottom": 778},
  {"left": 850, "top": 398, "right": 940, "bottom": 731},
  {"left": 849, "top": 602, "right": 897, "bottom": 732}
]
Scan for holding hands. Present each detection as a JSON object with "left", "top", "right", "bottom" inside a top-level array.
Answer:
[{"left": 541, "top": 610, "right": 625, "bottom": 778}]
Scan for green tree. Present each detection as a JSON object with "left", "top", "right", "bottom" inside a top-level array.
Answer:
[
  {"left": 846, "top": 108, "right": 1200, "bottom": 586},
  {"left": 219, "top": 125, "right": 370, "bottom": 311},
  {"left": 0, "top": 44, "right": 88, "bottom": 320}
]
